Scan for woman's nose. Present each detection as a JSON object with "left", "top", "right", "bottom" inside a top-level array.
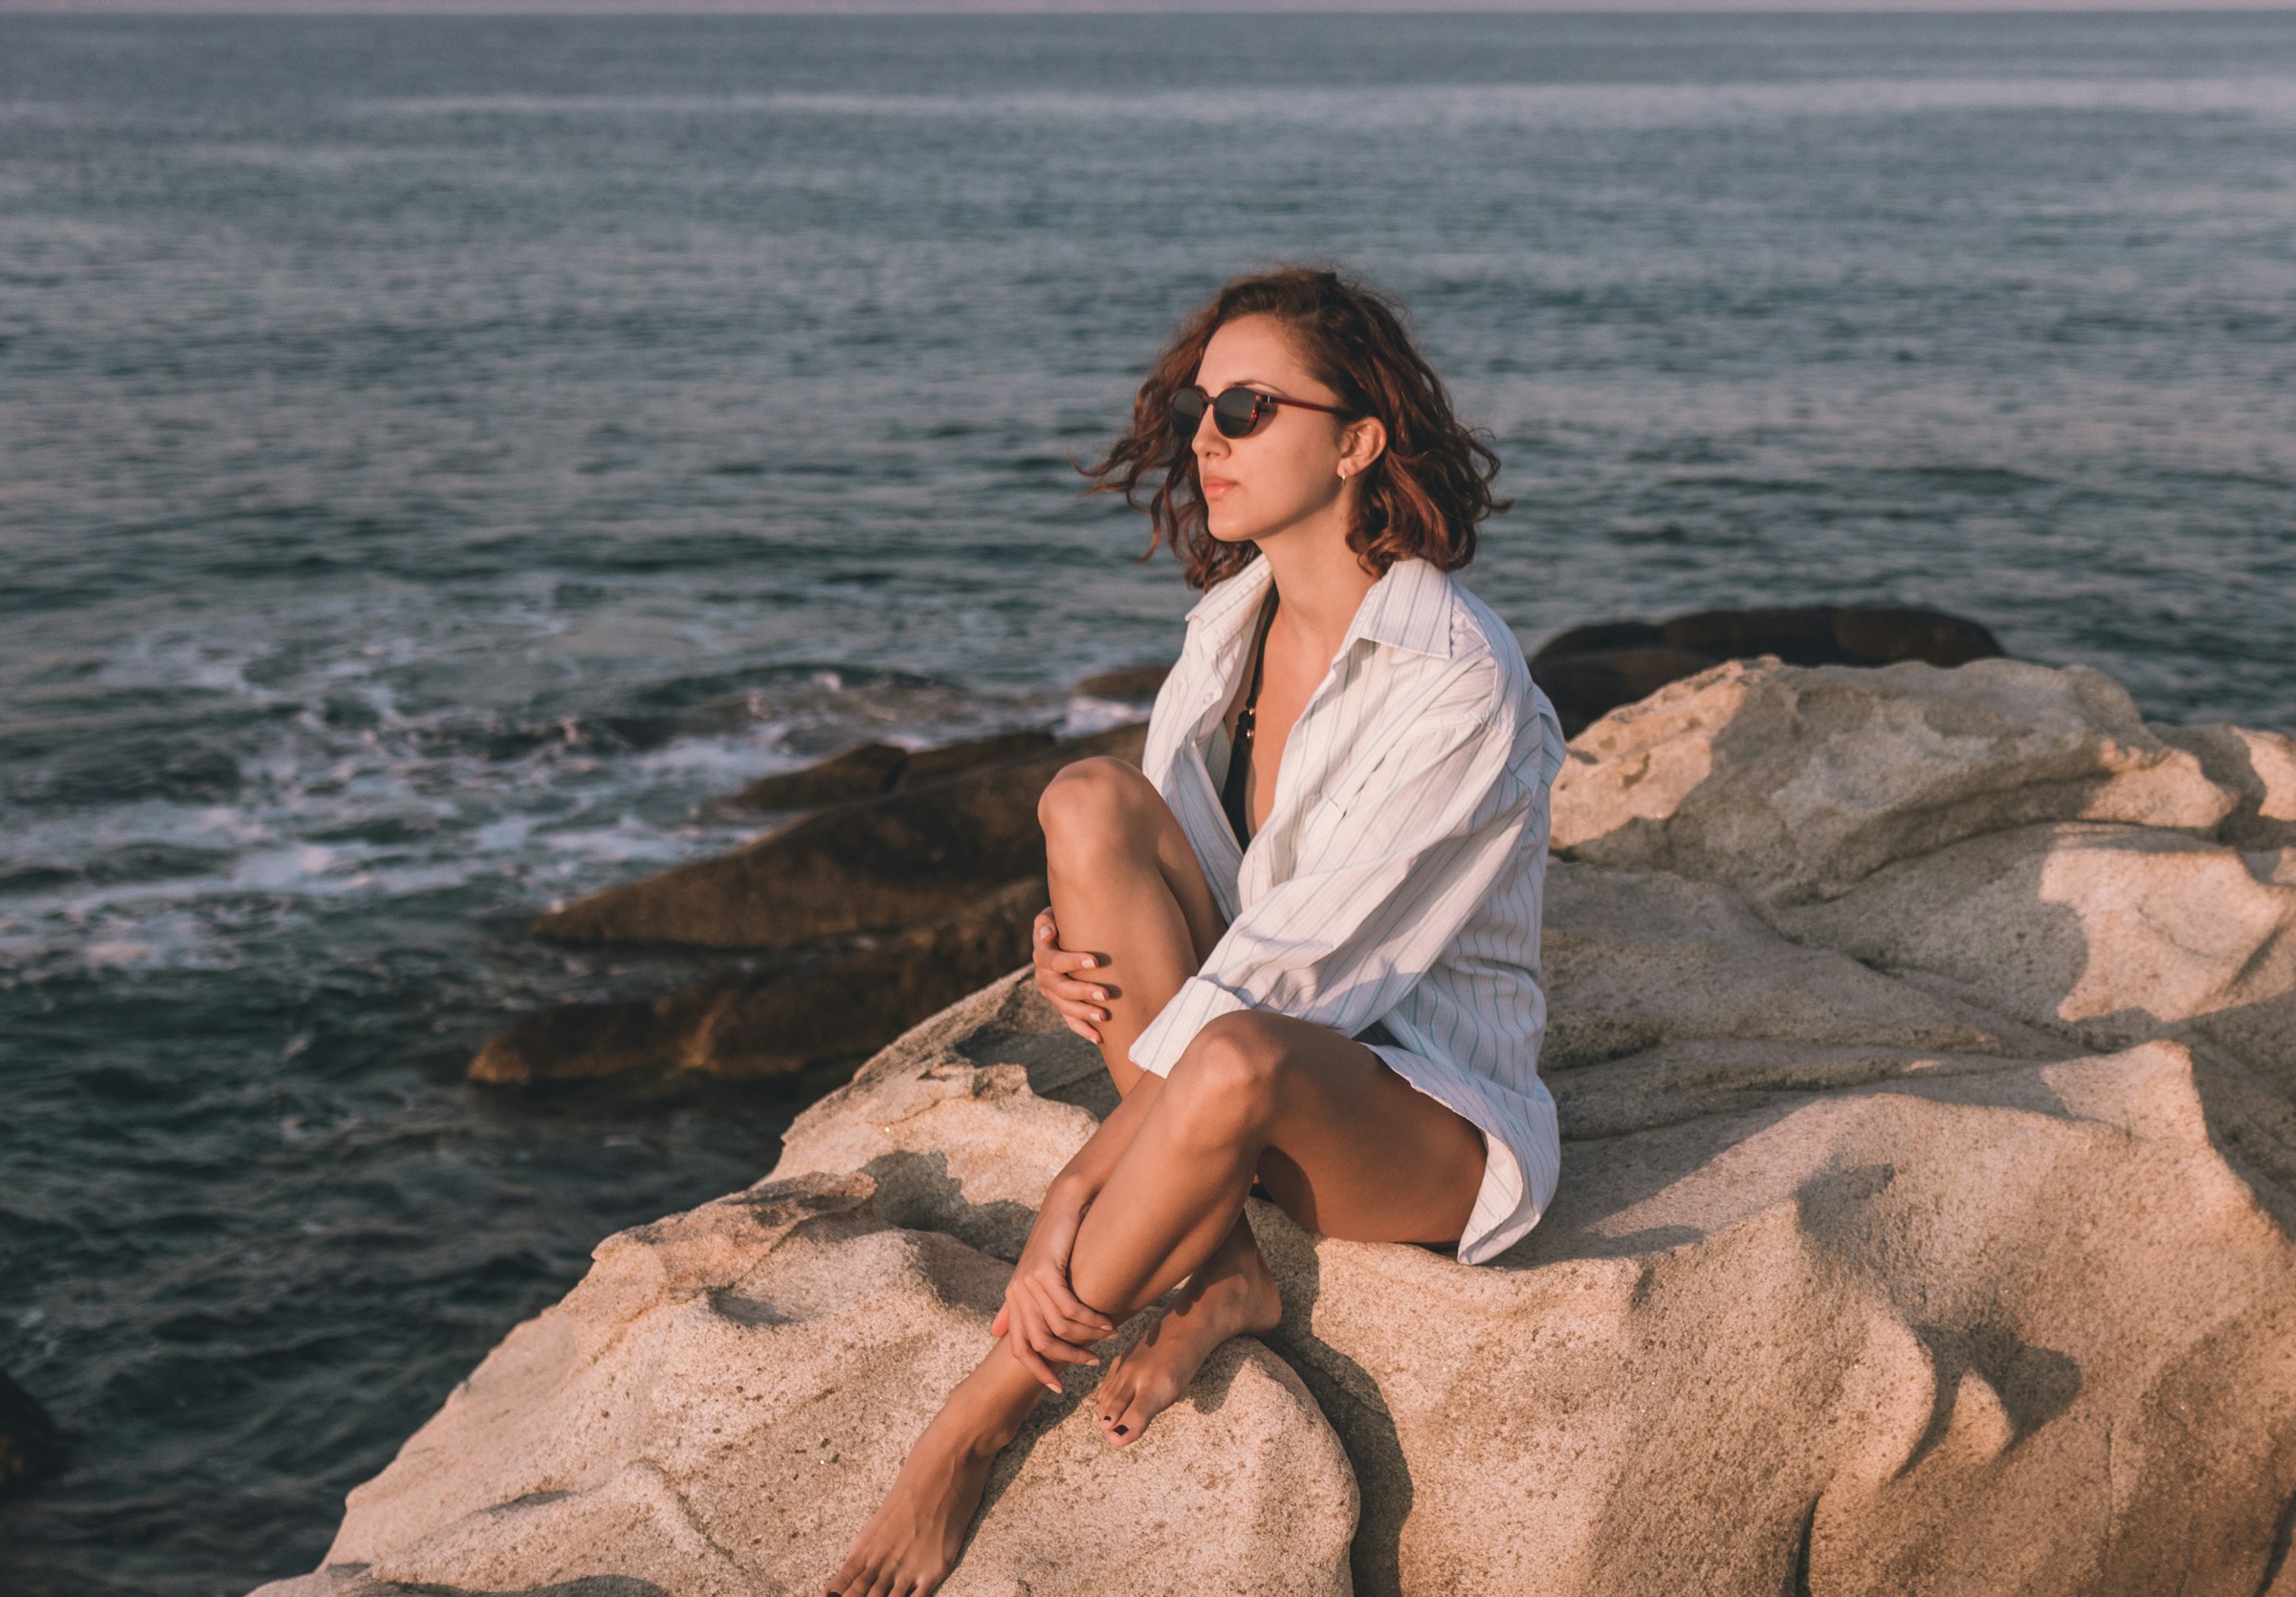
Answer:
[{"left": 1192, "top": 409, "right": 1226, "bottom": 455}]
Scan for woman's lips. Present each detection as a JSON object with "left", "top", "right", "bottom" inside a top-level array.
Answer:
[{"left": 1203, "top": 476, "right": 1237, "bottom": 499}]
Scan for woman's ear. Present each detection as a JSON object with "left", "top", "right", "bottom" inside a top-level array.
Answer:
[{"left": 1337, "top": 415, "right": 1387, "bottom": 481}]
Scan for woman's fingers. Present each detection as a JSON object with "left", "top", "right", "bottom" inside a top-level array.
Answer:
[
  {"left": 1027, "top": 1329, "right": 1099, "bottom": 1367},
  {"left": 1038, "top": 983, "right": 1107, "bottom": 1033},
  {"left": 1048, "top": 973, "right": 1110, "bottom": 1010},
  {"left": 1042, "top": 972, "right": 1110, "bottom": 1018},
  {"left": 1009, "top": 1289, "right": 1098, "bottom": 1366},
  {"left": 1007, "top": 1335, "right": 1063, "bottom": 1392},
  {"left": 990, "top": 1303, "right": 1007, "bottom": 1339},
  {"left": 1028, "top": 1267, "right": 1115, "bottom": 1341},
  {"left": 1004, "top": 1313, "right": 1090, "bottom": 1386},
  {"left": 1020, "top": 1280, "right": 1107, "bottom": 1357}
]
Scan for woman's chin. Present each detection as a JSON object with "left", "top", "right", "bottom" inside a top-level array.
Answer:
[{"left": 1205, "top": 507, "right": 1275, "bottom": 546}]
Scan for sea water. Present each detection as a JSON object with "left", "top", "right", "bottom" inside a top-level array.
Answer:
[{"left": 2, "top": 12, "right": 2292, "bottom": 1591}]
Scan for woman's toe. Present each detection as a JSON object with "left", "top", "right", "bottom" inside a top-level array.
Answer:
[{"left": 1093, "top": 1372, "right": 1132, "bottom": 1429}]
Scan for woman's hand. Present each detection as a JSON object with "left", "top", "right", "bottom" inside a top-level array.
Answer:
[
  {"left": 990, "top": 1178, "right": 1116, "bottom": 1391},
  {"left": 1032, "top": 907, "right": 1111, "bottom": 1046}
]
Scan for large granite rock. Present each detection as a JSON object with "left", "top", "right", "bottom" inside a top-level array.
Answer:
[
  {"left": 1550, "top": 657, "right": 2241, "bottom": 905},
  {"left": 264, "top": 660, "right": 2296, "bottom": 1597},
  {"left": 261, "top": 1158, "right": 1355, "bottom": 1597}
]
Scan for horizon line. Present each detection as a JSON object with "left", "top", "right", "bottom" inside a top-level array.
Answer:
[{"left": 7, "top": 1, "right": 2296, "bottom": 14}]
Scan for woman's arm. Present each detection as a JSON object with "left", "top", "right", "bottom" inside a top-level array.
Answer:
[
  {"left": 991, "top": 1071, "right": 1166, "bottom": 1388},
  {"left": 1131, "top": 653, "right": 1562, "bottom": 1080}
]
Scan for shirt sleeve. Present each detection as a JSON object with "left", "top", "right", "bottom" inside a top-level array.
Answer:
[{"left": 1127, "top": 654, "right": 1543, "bottom": 1078}]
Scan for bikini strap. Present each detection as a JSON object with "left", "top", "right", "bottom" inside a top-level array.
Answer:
[{"left": 1221, "top": 590, "right": 1278, "bottom": 844}]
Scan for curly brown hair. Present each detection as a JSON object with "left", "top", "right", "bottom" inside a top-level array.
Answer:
[{"left": 1081, "top": 265, "right": 1508, "bottom": 592}]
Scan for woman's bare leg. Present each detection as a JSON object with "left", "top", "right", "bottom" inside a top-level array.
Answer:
[
  {"left": 828, "top": 761, "right": 1485, "bottom": 1591},
  {"left": 828, "top": 758, "right": 1234, "bottom": 1597},
  {"left": 1073, "top": 1009, "right": 1484, "bottom": 1444},
  {"left": 1029, "top": 760, "right": 1287, "bottom": 1442},
  {"left": 1036, "top": 755, "right": 1228, "bottom": 1095}
]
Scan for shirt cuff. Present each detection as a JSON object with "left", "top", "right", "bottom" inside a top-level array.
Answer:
[{"left": 1126, "top": 975, "right": 1255, "bottom": 1077}]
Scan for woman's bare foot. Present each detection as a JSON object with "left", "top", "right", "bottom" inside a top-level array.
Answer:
[
  {"left": 828, "top": 1347, "right": 1040, "bottom": 1597},
  {"left": 1093, "top": 1218, "right": 1281, "bottom": 1449}
]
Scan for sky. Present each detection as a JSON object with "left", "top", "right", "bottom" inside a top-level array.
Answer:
[{"left": 3, "top": 0, "right": 2292, "bottom": 13}]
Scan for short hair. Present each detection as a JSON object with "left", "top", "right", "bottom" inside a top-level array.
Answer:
[{"left": 1081, "top": 264, "right": 1508, "bottom": 591}]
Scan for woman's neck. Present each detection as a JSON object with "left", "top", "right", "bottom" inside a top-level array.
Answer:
[{"left": 1252, "top": 526, "right": 1380, "bottom": 670}]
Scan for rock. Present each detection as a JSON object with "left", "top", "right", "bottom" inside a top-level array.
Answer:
[
  {"left": 471, "top": 879, "right": 1048, "bottom": 1085},
  {"left": 1666, "top": 605, "right": 2002, "bottom": 669},
  {"left": 2152, "top": 720, "right": 2296, "bottom": 853},
  {"left": 701, "top": 730, "right": 1059, "bottom": 818},
  {"left": 1527, "top": 647, "right": 1721, "bottom": 740},
  {"left": 254, "top": 1165, "right": 1356, "bottom": 1597},
  {"left": 1551, "top": 656, "right": 2239, "bottom": 907},
  {"left": 1535, "top": 861, "right": 2070, "bottom": 1093},
  {"left": 0, "top": 1367, "right": 65, "bottom": 1499},
  {"left": 1254, "top": 1036, "right": 2295, "bottom": 1597},
  {"left": 1070, "top": 664, "right": 1172, "bottom": 700},
  {"left": 272, "top": 660, "right": 2296, "bottom": 1597},
  {"left": 1530, "top": 605, "right": 2003, "bottom": 735},
  {"left": 767, "top": 968, "right": 1119, "bottom": 1261},
  {"left": 1535, "top": 605, "right": 2003, "bottom": 674},
  {"left": 533, "top": 724, "right": 1144, "bottom": 952}
]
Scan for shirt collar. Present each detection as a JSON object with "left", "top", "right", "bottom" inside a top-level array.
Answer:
[{"left": 1184, "top": 552, "right": 1455, "bottom": 661}]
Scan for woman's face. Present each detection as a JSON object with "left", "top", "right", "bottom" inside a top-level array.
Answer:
[{"left": 1187, "top": 314, "right": 1382, "bottom": 546}]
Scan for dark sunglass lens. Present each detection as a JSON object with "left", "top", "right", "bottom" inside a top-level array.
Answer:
[
  {"left": 1213, "top": 388, "right": 1269, "bottom": 438},
  {"left": 1169, "top": 388, "right": 1208, "bottom": 437}
]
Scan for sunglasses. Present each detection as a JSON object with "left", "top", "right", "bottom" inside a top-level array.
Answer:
[{"left": 1169, "top": 384, "right": 1348, "bottom": 441}]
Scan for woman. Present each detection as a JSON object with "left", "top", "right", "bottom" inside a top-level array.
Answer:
[{"left": 829, "top": 266, "right": 1567, "bottom": 1597}]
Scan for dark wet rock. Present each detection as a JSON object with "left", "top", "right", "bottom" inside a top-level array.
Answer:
[
  {"left": 1668, "top": 605, "right": 1999, "bottom": 669},
  {"left": 532, "top": 722, "right": 1143, "bottom": 952},
  {"left": 0, "top": 1368, "right": 65, "bottom": 1499},
  {"left": 1071, "top": 664, "right": 1173, "bottom": 700},
  {"left": 700, "top": 728, "right": 1058, "bottom": 817},
  {"left": 1526, "top": 648, "right": 1722, "bottom": 742},
  {"left": 473, "top": 879, "right": 1046, "bottom": 1084},
  {"left": 1532, "top": 604, "right": 2004, "bottom": 736}
]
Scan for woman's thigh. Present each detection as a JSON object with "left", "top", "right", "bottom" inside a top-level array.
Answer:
[{"left": 1202, "top": 1011, "right": 1488, "bottom": 1248}]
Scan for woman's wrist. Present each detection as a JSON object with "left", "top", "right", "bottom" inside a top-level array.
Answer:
[{"left": 1041, "top": 1170, "right": 1095, "bottom": 1220}]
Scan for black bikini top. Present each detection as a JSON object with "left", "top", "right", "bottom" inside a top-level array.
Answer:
[{"left": 1220, "top": 591, "right": 1278, "bottom": 849}]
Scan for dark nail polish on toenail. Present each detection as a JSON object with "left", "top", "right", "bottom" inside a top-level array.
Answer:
[{"left": 1115, "top": 1424, "right": 1128, "bottom": 1434}]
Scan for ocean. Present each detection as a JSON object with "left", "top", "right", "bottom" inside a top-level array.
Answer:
[{"left": 1, "top": 11, "right": 2291, "bottom": 1592}]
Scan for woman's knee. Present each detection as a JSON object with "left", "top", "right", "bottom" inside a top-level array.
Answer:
[
  {"left": 1163, "top": 1012, "right": 1290, "bottom": 1134},
  {"left": 1038, "top": 756, "right": 1159, "bottom": 861}
]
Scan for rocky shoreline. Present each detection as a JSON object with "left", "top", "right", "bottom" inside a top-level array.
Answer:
[
  {"left": 251, "top": 652, "right": 2296, "bottom": 1597},
  {"left": 469, "top": 606, "right": 2004, "bottom": 1092}
]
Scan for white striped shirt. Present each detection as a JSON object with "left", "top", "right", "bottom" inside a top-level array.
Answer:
[{"left": 1129, "top": 552, "right": 1568, "bottom": 1265}]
